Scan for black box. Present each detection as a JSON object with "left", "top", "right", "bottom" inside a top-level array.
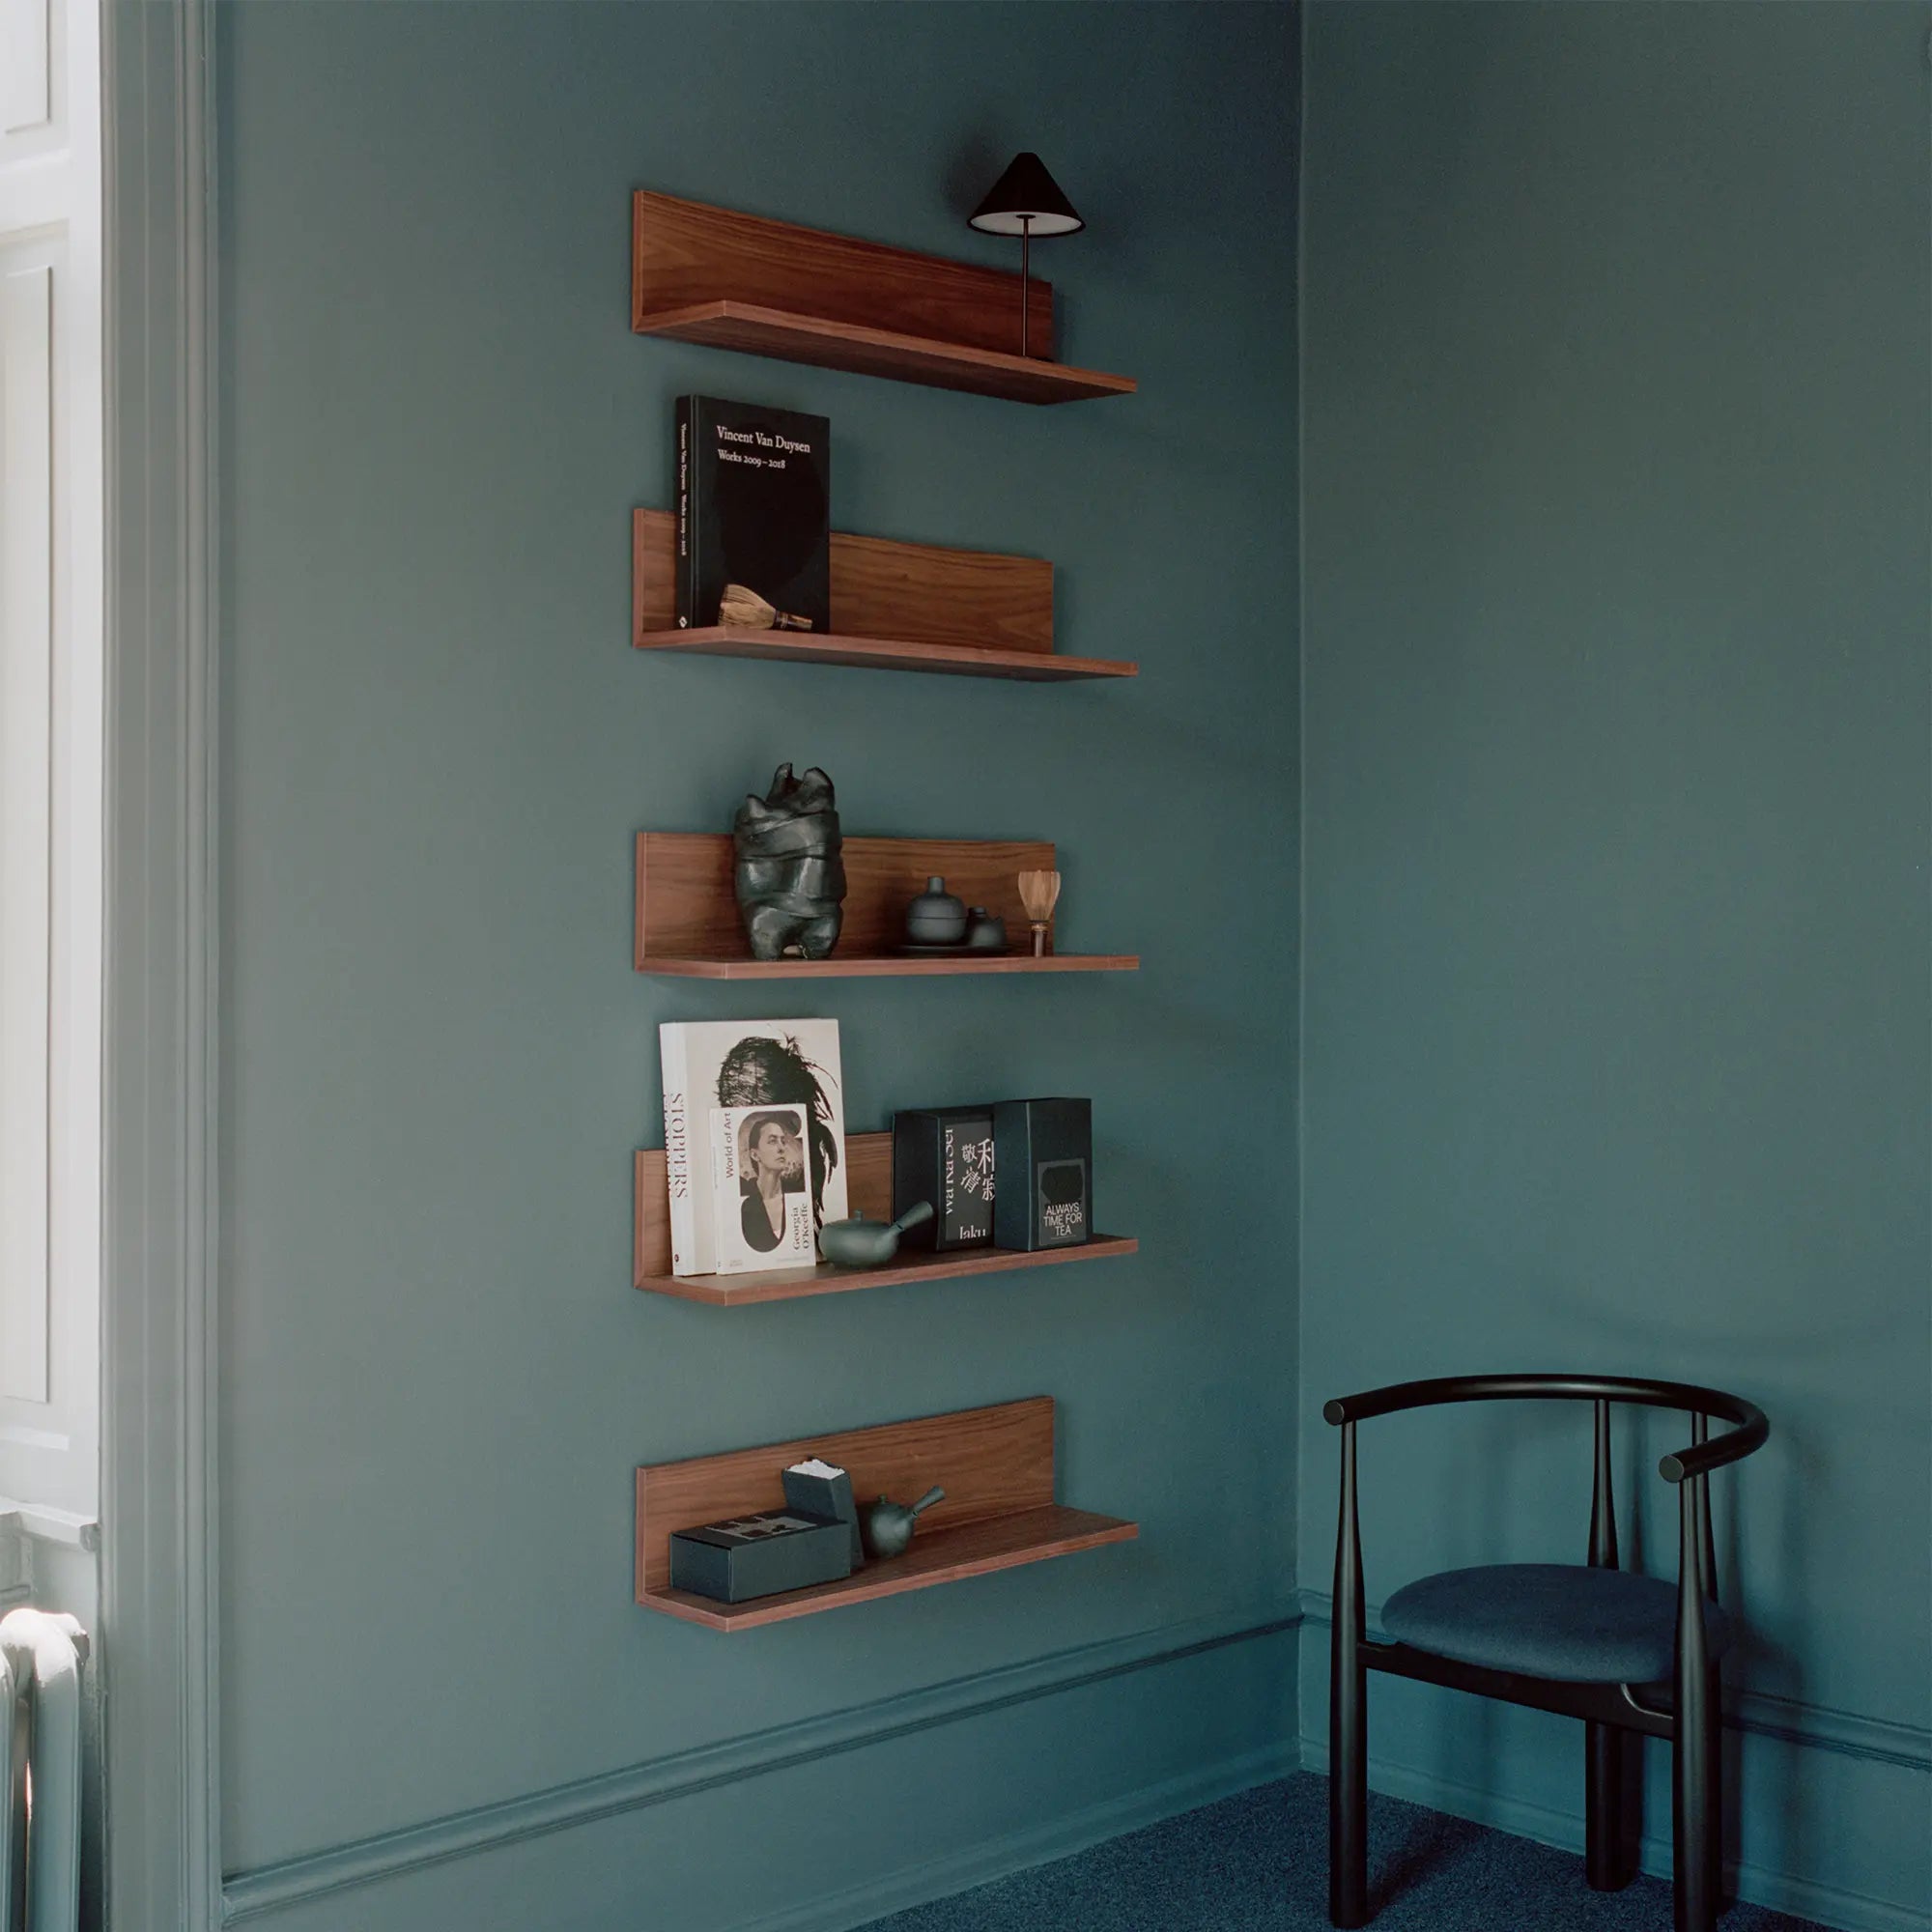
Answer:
[
  {"left": 892, "top": 1107, "right": 997, "bottom": 1250},
  {"left": 992, "top": 1097, "right": 1093, "bottom": 1252},
  {"left": 668, "top": 1510, "right": 853, "bottom": 1604},
  {"left": 781, "top": 1460, "right": 864, "bottom": 1568}
]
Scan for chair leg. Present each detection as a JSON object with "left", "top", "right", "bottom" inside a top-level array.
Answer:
[
  {"left": 1584, "top": 1721, "right": 1629, "bottom": 1889},
  {"left": 1673, "top": 1668, "right": 1719, "bottom": 1932},
  {"left": 1329, "top": 1625, "right": 1369, "bottom": 1927},
  {"left": 1706, "top": 1664, "right": 1726, "bottom": 1914},
  {"left": 1330, "top": 1419, "right": 1371, "bottom": 1927}
]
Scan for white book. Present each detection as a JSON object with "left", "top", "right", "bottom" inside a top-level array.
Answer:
[
  {"left": 658, "top": 1019, "right": 847, "bottom": 1277},
  {"left": 710, "top": 1104, "right": 816, "bottom": 1274}
]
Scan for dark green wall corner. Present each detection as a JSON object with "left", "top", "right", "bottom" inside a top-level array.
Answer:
[{"left": 1297, "top": 5, "right": 1931, "bottom": 1927}]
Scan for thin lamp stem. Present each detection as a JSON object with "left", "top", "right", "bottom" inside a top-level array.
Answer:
[{"left": 1021, "top": 215, "right": 1032, "bottom": 358}]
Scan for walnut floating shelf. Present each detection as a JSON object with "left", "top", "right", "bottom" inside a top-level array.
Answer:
[
  {"left": 635, "top": 833, "right": 1139, "bottom": 980},
  {"left": 636, "top": 625, "right": 1135, "bottom": 683},
  {"left": 639, "top": 955, "right": 1137, "bottom": 981},
  {"left": 635, "top": 1136, "right": 1137, "bottom": 1301},
  {"left": 632, "top": 192, "right": 1136, "bottom": 404},
  {"left": 632, "top": 512, "right": 1136, "bottom": 682},
  {"left": 636, "top": 1398, "right": 1136, "bottom": 1628},
  {"left": 634, "top": 302, "right": 1136, "bottom": 405}
]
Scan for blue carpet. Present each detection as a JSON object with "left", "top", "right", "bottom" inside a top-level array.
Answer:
[{"left": 861, "top": 1774, "right": 1831, "bottom": 1931}]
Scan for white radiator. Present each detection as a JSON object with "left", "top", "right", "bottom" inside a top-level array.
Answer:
[{"left": 0, "top": 1610, "right": 85, "bottom": 1932}]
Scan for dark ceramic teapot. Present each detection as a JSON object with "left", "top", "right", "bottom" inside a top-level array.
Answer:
[
  {"left": 863, "top": 1486, "right": 946, "bottom": 1559},
  {"left": 817, "top": 1200, "right": 934, "bottom": 1268}
]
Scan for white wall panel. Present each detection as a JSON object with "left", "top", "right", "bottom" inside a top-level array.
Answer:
[
  {"left": 1, "top": 0, "right": 52, "bottom": 137},
  {"left": 0, "top": 0, "right": 99, "bottom": 1521},
  {"left": 0, "top": 258, "right": 51, "bottom": 1405}
]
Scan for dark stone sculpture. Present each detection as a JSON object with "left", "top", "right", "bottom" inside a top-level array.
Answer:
[{"left": 732, "top": 764, "right": 846, "bottom": 961}]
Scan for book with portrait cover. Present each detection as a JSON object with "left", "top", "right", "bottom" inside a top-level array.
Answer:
[
  {"left": 675, "top": 395, "right": 831, "bottom": 634},
  {"left": 710, "top": 1102, "right": 816, "bottom": 1275},
  {"left": 658, "top": 1019, "right": 847, "bottom": 1278}
]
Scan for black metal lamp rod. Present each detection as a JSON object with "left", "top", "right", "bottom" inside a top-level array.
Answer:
[{"left": 1021, "top": 214, "right": 1032, "bottom": 359}]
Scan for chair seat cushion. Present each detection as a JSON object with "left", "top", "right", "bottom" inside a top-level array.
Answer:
[{"left": 1380, "top": 1562, "right": 1732, "bottom": 1684}]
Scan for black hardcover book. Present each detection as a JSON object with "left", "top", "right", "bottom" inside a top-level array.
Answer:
[
  {"left": 675, "top": 395, "right": 831, "bottom": 633},
  {"left": 992, "top": 1097, "right": 1093, "bottom": 1252},
  {"left": 893, "top": 1107, "right": 997, "bottom": 1251}
]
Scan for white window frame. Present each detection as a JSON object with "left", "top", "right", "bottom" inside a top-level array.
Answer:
[
  {"left": 0, "top": 0, "right": 103, "bottom": 1532},
  {"left": 99, "top": 0, "right": 222, "bottom": 1925}
]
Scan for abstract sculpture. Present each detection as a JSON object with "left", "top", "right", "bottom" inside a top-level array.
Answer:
[{"left": 732, "top": 763, "right": 846, "bottom": 961}]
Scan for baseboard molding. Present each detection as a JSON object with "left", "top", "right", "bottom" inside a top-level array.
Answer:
[
  {"left": 220, "top": 1605, "right": 1299, "bottom": 1923},
  {"left": 1296, "top": 1736, "right": 1930, "bottom": 1932},
  {"left": 219, "top": 1589, "right": 1930, "bottom": 1928},
  {"left": 736, "top": 1742, "right": 1298, "bottom": 1932},
  {"left": 1295, "top": 1589, "right": 1932, "bottom": 1773}
]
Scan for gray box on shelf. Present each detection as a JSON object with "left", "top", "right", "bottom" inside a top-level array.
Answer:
[
  {"left": 781, "top": 1463, "right": 865, "bottom": 1568},
  {"left": 668, "top": 1511, "right": 854, "bottom": 1604}
]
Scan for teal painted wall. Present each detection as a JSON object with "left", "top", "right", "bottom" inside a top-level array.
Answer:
[
  {"left": 1297, "top": 4, "right": 1931, "bottom": 1926},
  {"left": 215, "top": 2, "right": 1298, "bottom": 1924}
]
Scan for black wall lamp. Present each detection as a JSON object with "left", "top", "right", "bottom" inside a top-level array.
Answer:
[{"left": 968, "top": 152, "right": 1085, "bottom": 360}]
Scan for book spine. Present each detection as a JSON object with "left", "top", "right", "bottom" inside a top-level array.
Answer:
[
  {"left": 660, "top": 1025, "right": 698, "bottom": 1275},
  {"left": 674, "top": 397, "right": 693, "bottom": 629}
]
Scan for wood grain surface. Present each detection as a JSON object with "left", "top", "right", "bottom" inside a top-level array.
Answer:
[
  {"left": 637, "top": 831, "right": 1056, "bottom": 961},
  {"left": 639, "top": 1505, "right": 1138, "bottom": 1630},
  {"left": 631, "top": 302, "right": 1135, "bottom": 404},
  {"left": 633, "top": 509, "right": 1055, "bottom": 655},
  {"left": 631, "top": 627, "right": 1136, "bottom": 682},
  {"left": 633, "top": 191, "right": 1055, "bottom": 359},
  {"left": 635, "top": 1396, "right": 1138, "bottom": 1627},
  {"left": 632, "top": 1137, "right": 1138, "bottom": 1297},
  {"left": 633, "top": 952, "right": 1139, "bottom": 980}
]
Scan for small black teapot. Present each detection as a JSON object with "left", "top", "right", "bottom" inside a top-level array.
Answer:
[{"left": 862, "top": 1486, "right": 946, "bottom": 1559}]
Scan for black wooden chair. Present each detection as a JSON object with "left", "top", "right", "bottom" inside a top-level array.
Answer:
[{"left": 1322, "top": 1375, "right": 1769, "bottom": 1932}]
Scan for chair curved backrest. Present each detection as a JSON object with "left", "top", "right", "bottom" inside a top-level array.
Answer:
[{"left": 1321, "top": 1373, "right": 1769, "bottom": 1484}]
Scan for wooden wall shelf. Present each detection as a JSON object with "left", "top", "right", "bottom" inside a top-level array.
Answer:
[
  {"left": 636, "top": 1397, "right": 1136, "bottom": 1628},
  {"left": 635, "top": 833, "right": 1139, "bottom": 980},
  {"left": 635, "top": 1135, "right": 1137, "bottom": 1301},
  {"left": 632, "top": 511, "right": 1136, "bottom": 682},
  {"left": 632, "top": 192, "right": 1136, "bottom": 405}
]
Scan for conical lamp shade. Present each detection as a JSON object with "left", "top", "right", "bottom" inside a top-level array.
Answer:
[{"left": 969, "top": 153, "right": 1085, "bottom": 238}]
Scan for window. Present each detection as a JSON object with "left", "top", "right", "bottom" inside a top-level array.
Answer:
[{"left": 0, "top": 0, "right": 102, "bottom": 1532}]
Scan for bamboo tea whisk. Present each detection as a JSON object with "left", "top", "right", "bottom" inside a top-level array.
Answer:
[
  {"left": 719, "top": 582, "right": 814, "bottom": 632},
  {"left": 1018, "top": 868, "right": 1062, "bottom": 958}
]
